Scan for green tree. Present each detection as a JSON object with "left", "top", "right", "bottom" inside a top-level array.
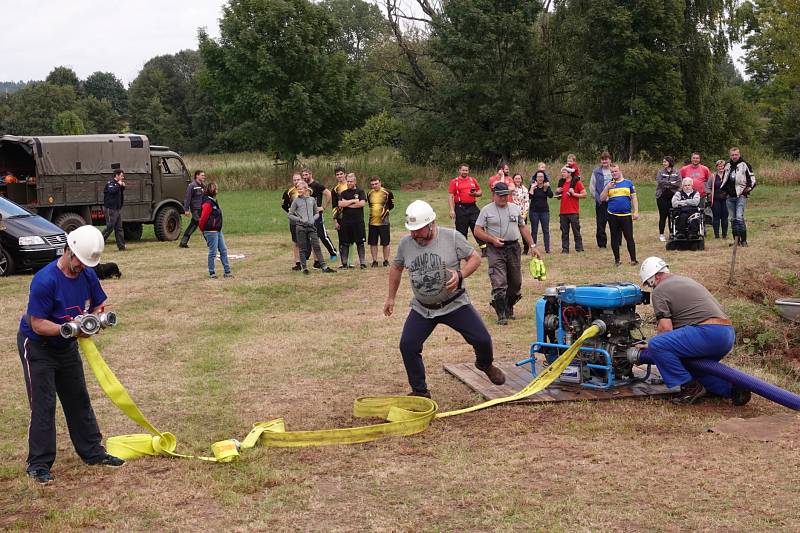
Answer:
[
  {"left": 320, "top": 0, "right": 389, "bottom": 63},
  {"left": 84, "top": 71, "right": 128, "bottom": 114},
  {"left": 559, "top": 0, "right": 688, "bottom": 159},
  {"left": 0, "top": 82, "right": 80, "bottom": 135},
  {"left": 52, "top": 110, "right": 86, "bottom": 135},
  {"left": 128, "top": 50, "right": 201, "bottom": 150},
  {"left": 742, "top": 0, "right": 800, "bottom": 155},
  {"left": 199, "top": 0, "right": 370, "bottom": 159},
  {"left": 81, "top": 96, "right": 123, "bottom": 133},
  {"left": 46, "top": 66, "right": 82, "bottom": 93}
]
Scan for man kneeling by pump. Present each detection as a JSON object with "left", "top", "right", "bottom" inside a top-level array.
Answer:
[{"left": 634, "top": 257, "right": 750, "bottom": 405}]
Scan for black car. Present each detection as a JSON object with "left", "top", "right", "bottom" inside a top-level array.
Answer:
[{"left": 0, "top": 196, "right": 67, "bottom": 276}]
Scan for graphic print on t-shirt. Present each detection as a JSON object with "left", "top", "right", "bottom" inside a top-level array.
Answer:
[{"left": 408, "top": 252, "right": 448, "bottom": 304}]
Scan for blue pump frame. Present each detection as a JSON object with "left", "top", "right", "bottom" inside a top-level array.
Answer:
[{"left": 516, "top": 342, "right": 652, "bottom": 390}]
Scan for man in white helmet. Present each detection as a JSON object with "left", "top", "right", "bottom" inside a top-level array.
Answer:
[
  {"left": 635, "top": 256, "right": 750, "bottom": 406},
  {"left": 384, "top": 200, "right": 506, "bottom": 398},
  {"left": 17, "top": 225, "right": 125, "bottom": 484}
]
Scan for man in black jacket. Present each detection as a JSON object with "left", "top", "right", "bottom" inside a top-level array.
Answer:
[
  {"left": 101, "top": 169, "right": 126, "bottom": 251},
  {"left": 180, "top": 170, "right": 206, "bottom": 248}
]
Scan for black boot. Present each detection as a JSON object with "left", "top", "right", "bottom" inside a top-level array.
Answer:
[
  {"left": 672, "top": 379, "right": 706, "bottom": 405},
  {"left": 739, "top": 228, "right": 748, "bottom": 247},
  {"left": 506, "top": 293, "right": 522, "bottom": 320},
  {"left": 489, "top": 296, "right": 508, "bottom": 325}
]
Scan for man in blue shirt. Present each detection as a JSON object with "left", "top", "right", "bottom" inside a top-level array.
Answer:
[
  {"left": 600, "top": 164, "right": 639, "bottom": 267},
  {"left": 17, "top": 225, "right": 125, "bottom": 484}
]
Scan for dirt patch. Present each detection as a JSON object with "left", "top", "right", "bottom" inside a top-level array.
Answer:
[
  {"left": 400, "top": 177, "right": 441, "bottom": 191},
  {"left": 722, "top": 268, "right": 796, "bottom": 304}
]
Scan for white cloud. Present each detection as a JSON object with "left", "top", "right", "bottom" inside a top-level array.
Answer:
[{"left": 0, "top": 0, "right": 225, "bottom": 85}]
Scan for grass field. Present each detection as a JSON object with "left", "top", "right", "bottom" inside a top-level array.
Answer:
[{"left": 1, "top": 183, "right": 799, "bottom": 531}]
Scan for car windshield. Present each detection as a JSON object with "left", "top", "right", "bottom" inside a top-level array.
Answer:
[{"left": 0, "top": 196, "right": 33, "bottom": 218}]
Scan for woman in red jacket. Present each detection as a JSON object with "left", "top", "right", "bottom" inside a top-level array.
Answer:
[{"left": 199, "top": 182, "right": 233, "bottom": 279}]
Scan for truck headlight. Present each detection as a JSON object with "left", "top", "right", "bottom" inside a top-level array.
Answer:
[{"left": 19, "top": 236, "right": 45, "bottom": 246}]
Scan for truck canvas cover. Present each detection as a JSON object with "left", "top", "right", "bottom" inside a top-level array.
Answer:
[{"left": 0, "top": 134, "right": 151, "bottom": 176}]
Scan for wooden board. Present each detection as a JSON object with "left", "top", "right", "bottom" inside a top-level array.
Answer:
[{"left": 443, "top": 360, "right": 678, "bottom": 403}]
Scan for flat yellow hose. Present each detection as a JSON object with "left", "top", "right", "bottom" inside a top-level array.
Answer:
[{"left": 78, "top": 324, "right": 600, "bottom": 462}]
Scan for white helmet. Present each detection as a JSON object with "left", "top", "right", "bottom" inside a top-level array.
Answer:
[
  {"left": 66, "top": 225, "right": 104, "bottom": 267},
  {"left": 640, "top": 256, "right": 669, "bottom": 286},
  {"left": 405, "top": 200, "right": 436, "bottom": 230}
]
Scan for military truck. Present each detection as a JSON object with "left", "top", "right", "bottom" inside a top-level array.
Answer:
[{"left": 0, "top": 134, "right": 189, "bottom": 241}]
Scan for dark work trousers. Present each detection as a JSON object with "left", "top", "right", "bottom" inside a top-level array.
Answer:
[
  {"left": 296, "top": 224, "right": 326, "bottom": 268},
  {"left": 595, "top": 201, "right": 609, "bottom": 248},
  {"left": 102, "top": 207, "right": 125, "bottom": 250},
  {"left": 711, "top": 198, "right": 729, "bottom": 238},
  {"left": 608, "top": 213, "right": 637, "bottom": 264},
  {"left": 314, "top": 215, "right": 337, "bottom": 257},
  {"left": 560, "top": 213, "right": 584, "bottom": 253},
  {"left": 17, "top": 331, "right": 106, "bottom": 471},
  {"left": 399, "top": 304, "right": 493, "bottom": 393},
  {"left": 454, "top": 203, "right": 485, "bottom": 249},
  {"left": 180, "top": 208, "right": 202, "bottom": 245},
  {"left": 486, "top": 242, "right": 521, "bottom": 304},
  {"left": 656, "top": 193, "right": 674, "bottom": 236},
  {"left": 529, "top": 210, "right": 550, "bottom": 252}
]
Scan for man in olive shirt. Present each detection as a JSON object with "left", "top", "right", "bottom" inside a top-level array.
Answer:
[
  {"left": 474, "top": 182, "right": 539, "bottom": 325},
  {"left": 636, "top": 257, "right": 750, "bottom": 406}
]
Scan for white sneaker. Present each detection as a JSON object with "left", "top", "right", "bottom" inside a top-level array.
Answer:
[{"left": 659, "top": 234, "right": 666, "bottom": 242}]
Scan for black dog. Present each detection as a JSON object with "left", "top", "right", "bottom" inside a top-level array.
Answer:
[{"left": 94, "top": 262, "right": 122, "bottom": 280}]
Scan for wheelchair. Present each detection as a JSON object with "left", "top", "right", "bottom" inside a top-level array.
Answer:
[{"left": 666, "top": 199, "right": 705, "bottom": 251}]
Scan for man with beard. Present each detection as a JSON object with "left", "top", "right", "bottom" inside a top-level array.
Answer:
[{"left": 384, "top": 200, "right": 506, "bottom": 399}]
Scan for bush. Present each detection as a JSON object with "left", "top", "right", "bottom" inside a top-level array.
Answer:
[{"left": 341, "top": 112, "right": 401, "bottom": 155}]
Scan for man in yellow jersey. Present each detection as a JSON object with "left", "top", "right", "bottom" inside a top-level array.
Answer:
[
  {"left": 281, "top": 173, "right": 304, "bottom": 271},
  {"left": 367, "top": 176, "right": 395, "bottom": 267},
  {"left": 330, "top": 165, "right": 351, "bottom": 268}
]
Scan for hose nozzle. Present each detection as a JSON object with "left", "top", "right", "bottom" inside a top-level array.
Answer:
[{"left": 59, "top": 312, "right": 118, "bottom": 338}]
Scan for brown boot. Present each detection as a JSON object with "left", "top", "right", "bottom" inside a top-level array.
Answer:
[
  {"left": 672, "top": 379, "right": 706, "bottom": 405},
  {"left": 476, "top": 363, "right": 506, "bottom": 385}
]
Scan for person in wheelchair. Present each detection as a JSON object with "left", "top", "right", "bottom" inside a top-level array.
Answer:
[{"left": 671, "top": 178, "right": 703, "bottom": 239}]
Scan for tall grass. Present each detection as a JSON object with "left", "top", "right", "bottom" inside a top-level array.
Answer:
[{"left": 184, "top": 148, "right": 800, "bottom": 191}]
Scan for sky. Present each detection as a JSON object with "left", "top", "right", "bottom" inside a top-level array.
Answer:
[
  {"left": 0, "top": 0, "right": 747, "bottom": 86},
  {"left": 1, "top": 0, "right": 225, "bottom": 85}
]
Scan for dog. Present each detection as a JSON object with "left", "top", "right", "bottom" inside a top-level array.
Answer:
[{"left": 94, "top": 262, "right": 122, "bottom": 280}]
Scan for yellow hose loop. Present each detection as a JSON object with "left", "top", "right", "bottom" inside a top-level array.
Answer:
[{"left": 77, "top": 325, "right": 600, "bottom": 462}]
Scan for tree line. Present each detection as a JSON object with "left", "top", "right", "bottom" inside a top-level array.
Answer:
[{"left": 0, "top": 0, "right": 796, "bottom": 166}]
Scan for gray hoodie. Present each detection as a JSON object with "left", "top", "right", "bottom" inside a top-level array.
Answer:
[{"left": 287, "top": 196, "right": 320, "bottom": 227}]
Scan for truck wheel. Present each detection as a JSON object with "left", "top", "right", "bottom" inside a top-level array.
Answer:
[
  {"left": 0, "top": 246, "right": 15, "bottom": 276},
  {"left": 123, "top": 222, "right": 144, "bottom": 241},
  {"left": 53, "top": 212, "right": 87, "bottom": 234},
  {"left": 154, "top": 206, "right": 182, "bottom": 241}
]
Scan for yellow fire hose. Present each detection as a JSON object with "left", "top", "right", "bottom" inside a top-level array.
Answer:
[{"left": 78, "top": 324, "right": 601, "bottom": 463}]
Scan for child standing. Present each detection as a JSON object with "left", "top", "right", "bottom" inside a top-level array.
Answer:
[
  {"left": 288, "top": 180, "right": 337, "bottom": 274},
  {"left": 557, "top": 166, "right": 587, "bottom": 253},
  {"left": 199, "top": 182, "right": 233, "bottom": 279}
]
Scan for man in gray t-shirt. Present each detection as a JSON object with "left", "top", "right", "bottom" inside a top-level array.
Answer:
[
  {"left": 474, "top": 182, "right": 539, "bottom": 325},
  {"left": 636, "top": 257, "right": 749, "bottom": 406},
  {"left": 384, "top": 200, "right": 506, "bottom": 398}
]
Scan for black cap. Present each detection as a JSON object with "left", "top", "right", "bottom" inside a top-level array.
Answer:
[{"left": 493, "top": 182, "right": 511, "bottom": 196}]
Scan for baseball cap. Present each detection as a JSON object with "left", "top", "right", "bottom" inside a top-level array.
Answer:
[{"left": 493, "top": 182, "right": 511, "bottom": 196}]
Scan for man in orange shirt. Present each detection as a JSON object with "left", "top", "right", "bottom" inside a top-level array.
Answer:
[{"left": 488, "top": 162, "right": 515, "bottom": 192}]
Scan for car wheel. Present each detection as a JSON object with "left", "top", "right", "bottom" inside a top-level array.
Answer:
[
  {"left": 154, "top": 206, "right": 182, "bottom": 241},
  {"left": 123, "top": 222, "right": 144, "bottom": 241},
  {"left": 0, "top": 246, "right": 15, "bottom": 276},
  {"left": 53, "top": 212, "right": 87, "bottom": 234}
]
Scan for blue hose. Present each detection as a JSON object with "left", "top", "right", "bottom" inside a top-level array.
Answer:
[{"left": 638, "top": 353, "right": 800, "bottom": 410}]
